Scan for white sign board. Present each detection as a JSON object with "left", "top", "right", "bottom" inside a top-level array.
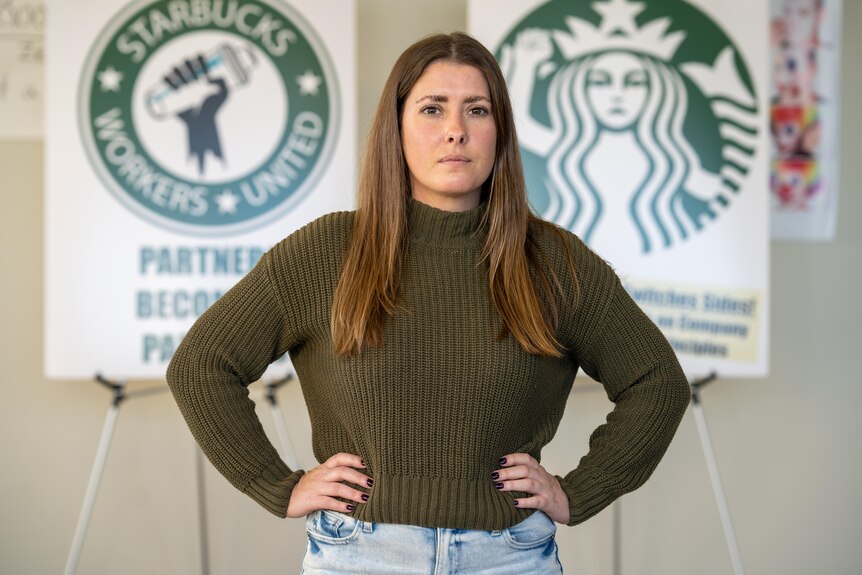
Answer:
[
  {"left": 470, "top": 0, "right": 770, "bottom": 377},
  {"left": 45, "top": 0, "right": 356, "bottom": 378}
]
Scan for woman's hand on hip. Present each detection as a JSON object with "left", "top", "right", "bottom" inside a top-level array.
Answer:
[
  {"left": 493, "top": 453, "right": 570, "bottom": 524},
  {"left": 286, "top": 452, "right": 373, "bottom": 518}
]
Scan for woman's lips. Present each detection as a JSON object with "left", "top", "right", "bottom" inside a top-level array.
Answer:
[{"left": 439, "top": 155, "right": 470, "bottom": 163}]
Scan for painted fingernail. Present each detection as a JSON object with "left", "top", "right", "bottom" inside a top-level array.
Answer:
[
  {"left": 367, "top": 478, "right": 374, "bottom": 488},
  {"left": 491, "top": 471, "right": 500, "bottom": 480},
  {"left": 495, "top": 482, "right": 504, "bottom": 489},
  {"left": 513, "top": 500, "right": 519, "bottom": 506},
  {"left": 499, "top": 457, "right": 507, "bottom": 465},
  {"left": 360, "top": 459, "right": 366, "bottom": 467},
  {"left": 361, "top": 494, "right": 369, "bottom": 502},
  {"left": 346, "top": 504, "right": 355, "bottom": 512}
]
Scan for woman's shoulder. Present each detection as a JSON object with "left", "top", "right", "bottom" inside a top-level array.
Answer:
[
  {"left": 291, "top": 210, "right": 355, "bottom": 241},
  {"left": 274, "top": 210, "right": 355, "bottom": 248},
  {"left": 528, "top": 218, "right": 611, "bottom": 273},
  {"left": 528, "top": 219, "right": 626, "bottom": 350},
  {"left": 527, "top": 217, "right": 621, "bottom": 309},
  {"left": 266, "top": 210, "right": 356, "bottom": 267}
]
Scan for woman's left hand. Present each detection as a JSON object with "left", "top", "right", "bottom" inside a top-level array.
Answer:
[{"left": 493, "top": 453, "right": 570, "bottom": 524}]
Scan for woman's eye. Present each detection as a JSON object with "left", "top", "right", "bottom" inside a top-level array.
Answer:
[
  {"left": 468, "top": 106, "right": 489, "bottom": 116},
  {"left": 420, "top": 105, "right": 442, "bottom": 115}
]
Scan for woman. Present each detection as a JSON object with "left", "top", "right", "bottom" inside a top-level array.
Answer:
[{"left": 167, "top": 32, "right": 690, "bottom": 574}]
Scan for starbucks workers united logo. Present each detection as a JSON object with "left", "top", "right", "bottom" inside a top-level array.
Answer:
[
  {"left": 80, "top": 0, "right": 338, "bottom": 236},
  {"left": 498, "top": 0, "right": 759, "bottom": 254}
]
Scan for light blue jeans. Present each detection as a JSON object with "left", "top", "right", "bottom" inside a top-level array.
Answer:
[{"left": 300, "top": 509, "right": 563, "bottom": 574}]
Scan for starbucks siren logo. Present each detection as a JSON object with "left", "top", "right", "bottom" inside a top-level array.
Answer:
[
  {"left": 80, "top": 0, "right": 338, "bottom": 236},
  {"left": 498, "top": 0, "right": 759, "bottom": 254}
]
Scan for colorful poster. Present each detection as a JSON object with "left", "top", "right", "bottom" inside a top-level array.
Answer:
[
  {"left": 470, "top": 0, "right": 770, "bottom": 377},
  {"left": 45, "top": 0, "right": 356, "bottom": 378},
  {"left": 770, "top": 0, "right": 842, "bottom": 240},
  {"left": 0, "top": 0, "right": 42, "bottom": 139}
]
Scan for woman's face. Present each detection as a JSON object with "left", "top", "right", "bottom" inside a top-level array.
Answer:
[
  {"left": 400, "top": 61, "right": 497, "bottom": 211},
  {"left": 585, "top": 52, "right": 649, "bottom": 131}
]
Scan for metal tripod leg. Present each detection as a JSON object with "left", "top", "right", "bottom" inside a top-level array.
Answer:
[
  {"left": 613, "top": 500, "right": 621, "bottom": 575},
  {"left": 195, "top": 447, "right": 210, "bottom": 575},
  {"left": 63, "top": 382, "right": 124, "bottom": 575},
  {"left": 691, "top": 374, "right": 746, "bottom": 575}
]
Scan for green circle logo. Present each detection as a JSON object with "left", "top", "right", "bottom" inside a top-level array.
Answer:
[
  {"left": 79, "top": 0, "right": 338, "bottom": 236},
  {"left": 497, "top": 0, "right": 760, "bottom": 254}
]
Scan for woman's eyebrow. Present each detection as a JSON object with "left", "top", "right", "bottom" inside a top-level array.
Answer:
[{"left": 414, "top": 94, "right": 491, "bottom": 104}]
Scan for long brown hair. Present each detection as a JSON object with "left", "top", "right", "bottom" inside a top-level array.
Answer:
[{"left": 331, "top": 32, "right": 577, "bottom": 356}]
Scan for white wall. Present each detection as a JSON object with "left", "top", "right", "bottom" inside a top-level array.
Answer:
[{"left": 2, "top": 1, "right": 860, "bottom": 573}]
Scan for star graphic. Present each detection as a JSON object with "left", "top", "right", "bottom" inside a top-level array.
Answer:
[
  {"left": 594, "top": 0, "right": 645, "bottom": 36},
  {"left": 97, "top": 66, "right": 124, "bottom": 92},
  {"left": 215, "top": 190, "right": 241, "bottom": 214},
  {"left": 297, "top": 70, "right": 322, "bottom": 96}
]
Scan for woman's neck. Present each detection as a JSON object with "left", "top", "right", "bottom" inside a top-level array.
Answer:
[
  {"left": 406, "top": 195, "right": 487, "bottom": 249},
  {"left": 410, "top": 189, "right": 481, "bottom": 212}
]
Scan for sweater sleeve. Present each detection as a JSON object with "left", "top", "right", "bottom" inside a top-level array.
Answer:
[
  {"left": 555, "top": 241, "right": 691, "bottom": 526},
  {"left": 165, "top": 248, "right": 305, "bottom": 519}
]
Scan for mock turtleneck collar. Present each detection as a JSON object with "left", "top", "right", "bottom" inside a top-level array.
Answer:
[{"left": 406, "top": 196, "right": 488, "bottom": 249}]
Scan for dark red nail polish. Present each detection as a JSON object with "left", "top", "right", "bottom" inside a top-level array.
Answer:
[
  {"left": 491, "top": 471, "right": 499, "bottom": 480},
  {"left": 499, "top": 457, "right": 507, "bottom": 465},
  {"left": 495, "top": 482, "right": 504, "bottom": 489},
  {"left": 361, "top": 494, "right": 369, "bottom": 502},
  {"left": 513, "top": 500, "right": 519, "bottom": 506},
  {"left": 360, "top": 459, "right": 366, "bottom": 467},
  {"left": 346, "top": 504, "right": 355, "bottom": 512},
  {"left": 367, "top": 478, "right": 374, "bottom": 488}
]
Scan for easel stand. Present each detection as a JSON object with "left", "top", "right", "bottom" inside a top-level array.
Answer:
[
  {"left": 690, "top": 373, "right": 746, "bottom": 575},
  {"left": 63, "top": 375, "right": 206, "bottom": 575},
  {"left": 64, "top": 372, "right": 300, "bottom": 575}
]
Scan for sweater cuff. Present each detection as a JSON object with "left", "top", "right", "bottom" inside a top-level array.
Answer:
[
  {"left": 555, "top": 467, "right": 615, "bottom": 526},
  {"left": 242, "top": 458, "right": 305, "bottom": 518}
]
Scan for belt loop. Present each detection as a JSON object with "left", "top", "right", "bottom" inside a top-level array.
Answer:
[{"left": 362, "top": 520, "right": 373, "bottom": 533}]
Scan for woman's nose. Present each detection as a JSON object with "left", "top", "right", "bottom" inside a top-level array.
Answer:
[{"left": 446, "top": 118, "right": 466, "bottom": 143}]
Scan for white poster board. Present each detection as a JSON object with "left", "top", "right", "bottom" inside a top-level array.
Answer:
[
  {"left": 470, "top": 0, "right": 770, "bottom": 377},
  {"left": 45, "top": 0, "right": 356, "bottom": 379}
]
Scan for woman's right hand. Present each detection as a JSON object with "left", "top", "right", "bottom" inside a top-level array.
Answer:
[{"left": 286, "top": 452, "right": 373, "bottom": 518}]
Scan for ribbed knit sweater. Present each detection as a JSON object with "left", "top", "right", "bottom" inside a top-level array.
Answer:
[{"left": 166, "top": 198, "right": 690, "bottom": 530}]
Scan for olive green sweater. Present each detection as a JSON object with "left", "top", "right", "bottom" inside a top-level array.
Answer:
[{"left": 166, "top": 198, "right": 690, "bottom": 530}]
